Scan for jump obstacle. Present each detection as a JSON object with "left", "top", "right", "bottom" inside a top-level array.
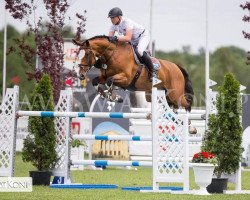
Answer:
[
  {"left": 0, "top": 86, "right": 190, "bottom": 192},
  {"left": 0, "top": 86, "right": 243, "bottom": 193}
]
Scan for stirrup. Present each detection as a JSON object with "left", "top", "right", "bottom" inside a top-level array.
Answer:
[{"left": 152, "top": 71, "right": 157, "bottom": 79}]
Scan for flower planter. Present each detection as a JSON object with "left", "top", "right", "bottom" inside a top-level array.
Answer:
[
  {"left": 192, "top": 163, "right": 215, "bottom": 195},
  {"left": 29, "top": 171, "right": 51, "bottom": 186},
  {"left": 206, "top": 178, "right": 228, "bottom": 193}
]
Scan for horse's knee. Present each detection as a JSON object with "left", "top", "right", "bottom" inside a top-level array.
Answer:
[{"left": 106, "top": 77, "right": 114, "bottom": 87}]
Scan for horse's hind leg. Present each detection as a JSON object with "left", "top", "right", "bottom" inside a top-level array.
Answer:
[
  {"left": 166, "top": 89, "right": 191, "bottom": 111},
  {"left": 180, "top": 96, "right": 191, "bottom": 112}
]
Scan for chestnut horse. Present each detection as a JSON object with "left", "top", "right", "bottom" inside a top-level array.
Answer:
[{"left": 73, "top": 35, "right": 194, "bottom": 111}]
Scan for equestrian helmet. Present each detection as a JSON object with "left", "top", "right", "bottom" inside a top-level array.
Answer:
[{"left": 108, "top": 7, "right": 123, "bottom": 18}]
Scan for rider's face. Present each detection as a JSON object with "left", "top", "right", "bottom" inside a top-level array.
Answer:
[{"left": 110, "top": 16, "right": 120, "bottom": 25}]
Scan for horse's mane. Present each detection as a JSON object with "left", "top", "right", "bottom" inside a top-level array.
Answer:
[{"left": 88, "top": 35, "right": 109, "bottom": 41}]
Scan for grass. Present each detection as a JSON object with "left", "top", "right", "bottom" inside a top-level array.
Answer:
[{"left": 0, "top": 153, "right": 249, "bottom": 200}]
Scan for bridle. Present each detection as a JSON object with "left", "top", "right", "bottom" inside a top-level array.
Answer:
[
  {"left": 77, "top": 46, "right": 96, "bottom": 77},
  {"left": 78, "top": 46, "right": 95, "bottom": 67},
  {"left": 78, "top": 40, "right": 117, "bottom": 71}
]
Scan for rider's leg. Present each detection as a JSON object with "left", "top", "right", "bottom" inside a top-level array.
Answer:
[
  {"left": 141, "top": 51, "right": 157, "bottom": 81},
  {"left": 137, "top": 35, "right": 157, "bottom": 81}
]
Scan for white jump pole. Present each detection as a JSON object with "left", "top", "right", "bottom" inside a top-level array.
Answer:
[
  {"left": 17, "top": 111, "right": 149, "bottom": 119},
  {"left": 72, "top": 160, "right": 152, "bottom": 167},
  {"left": 73, "top": 134, "right": 202, "bottom": 143}
]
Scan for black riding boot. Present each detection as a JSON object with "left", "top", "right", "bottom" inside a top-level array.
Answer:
[{"left": 141, "top": 51, "right": 157, "bottom": 81}]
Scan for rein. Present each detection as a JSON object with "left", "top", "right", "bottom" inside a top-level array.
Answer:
[{"left": 97, "top": 42, "right": 117, "bottom": 64}]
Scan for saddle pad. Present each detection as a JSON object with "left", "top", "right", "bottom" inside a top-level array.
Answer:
[{"left": 150, "top": 56, "right": 161, "bottom": 70}]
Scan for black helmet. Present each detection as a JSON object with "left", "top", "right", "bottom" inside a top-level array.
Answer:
[{"left": 108, "top": 7, "right": 123, "bottom": 18}]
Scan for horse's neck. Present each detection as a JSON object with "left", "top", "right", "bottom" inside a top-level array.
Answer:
[
  {"left": 91, "top": 40, "right": 132, "bottom": 56},
  {"left": 92, "top": 40, "right": 136, "bottom": 70},
  {"left": 91, "top": 40, "right": 112, "bottom": 55}
]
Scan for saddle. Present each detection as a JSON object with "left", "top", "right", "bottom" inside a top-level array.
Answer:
[{"left": 132, "top": 45, "right": 161, "bottom": 71}]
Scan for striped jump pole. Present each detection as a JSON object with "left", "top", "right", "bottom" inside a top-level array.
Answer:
[
  {"left": 17, "top": 111, "right": 150, "bottom": 119},
  {"left": 73, "top": 135, "right": 152, "bottom": 141},
  {"left": 72, "top": 160, "right": 152, "bottom": 167},
  {"left": 73, "top": 134, "right": 202, "bottom": 143}
]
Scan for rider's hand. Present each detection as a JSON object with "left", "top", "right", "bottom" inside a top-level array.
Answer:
[
  {"left": 109, "top": 36, "right": 118, "bottom": 43},
  {"left": 94, "top": 59, "right": 103, "bottom": 69}
]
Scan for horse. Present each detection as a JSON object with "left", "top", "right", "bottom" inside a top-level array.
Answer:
[{"left": 72, "top": 35, "right": 194, "bottom": 112}]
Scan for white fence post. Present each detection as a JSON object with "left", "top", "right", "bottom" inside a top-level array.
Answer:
[{"left": 0, "top": 86, "right": 19, "bottom": 177}]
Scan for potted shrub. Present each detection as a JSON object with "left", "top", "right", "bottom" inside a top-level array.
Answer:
[
  {"left": 191, "top": 152, "right": 217, "bottom": 195},
  {"left": 22, "top": 74, "right": 58, "bottom": 185},
  {"left": 202, "top": 73, "right": 243, "bottom": 193}
]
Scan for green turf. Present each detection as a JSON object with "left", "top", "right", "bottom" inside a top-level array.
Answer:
[{"left": 0, "top": 153, "right": 249, "bottom": 200}]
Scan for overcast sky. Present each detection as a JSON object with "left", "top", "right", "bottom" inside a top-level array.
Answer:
[{"left": 0, "top": 0, "right": 249, "bottom": 53}]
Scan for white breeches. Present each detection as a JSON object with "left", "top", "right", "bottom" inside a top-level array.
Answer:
[{"left": 132, "top": 31, "right": 150, "bottom": 56}]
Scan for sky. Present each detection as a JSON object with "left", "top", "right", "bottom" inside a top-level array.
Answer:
[{"left": 0, "top": 0, "right": 249, "bottom": 53}]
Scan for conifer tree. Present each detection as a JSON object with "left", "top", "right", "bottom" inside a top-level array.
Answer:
[
  {"left": 202, "top": 73, "right": 242, "bottom": 178},
  {"left": 22, "top": 74, "right": 58, "bottom": 170}
]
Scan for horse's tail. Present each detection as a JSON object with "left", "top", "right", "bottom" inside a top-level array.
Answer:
[{"left": 177, "top": 64, "right": 194, "bottom": 112}]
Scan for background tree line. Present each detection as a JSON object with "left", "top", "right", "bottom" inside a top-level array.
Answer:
[
  {"left": 156, "top": 45, "right": 248, "bottom": 107},
  {"left": 0, "top": 25, "right": 249, "bottom": 107}
]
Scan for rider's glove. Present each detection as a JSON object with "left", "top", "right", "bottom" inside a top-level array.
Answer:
[
  {"left": 94, "top": 59, "right": 102, "bottom": 69},
  {"left": 109, "top": 36, "right": 119, "bottom": 43}
]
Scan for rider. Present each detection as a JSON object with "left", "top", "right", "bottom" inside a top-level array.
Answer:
[{"left": 107, "top": 7, "right": 157, "bottom": 81}]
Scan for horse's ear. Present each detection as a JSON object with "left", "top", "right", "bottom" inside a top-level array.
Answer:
[{"left": 72, "top": 38, "right": 84, "bottom": 46}]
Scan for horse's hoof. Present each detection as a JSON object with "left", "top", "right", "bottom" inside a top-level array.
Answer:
[
  {"left": 114, "top": 95, "right": 123, "bottom": 103},
  {"left": 100, "top": 95, "right": 106, "bottom": 99}
]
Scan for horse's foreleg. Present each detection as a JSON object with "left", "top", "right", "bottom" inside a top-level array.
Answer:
[
  {"left": 92, "top": 76, "right": 123, "bottom": 103},
  {"left": 92, "top": 76, "right": 107, "bottom": 99},
  {"left": 105, "top": 77, "right": 123, "bottom": 103}
]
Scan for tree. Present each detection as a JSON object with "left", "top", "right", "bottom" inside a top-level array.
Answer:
[
  {"left": 202, "top": 73, "right": 242, "bottom": 178},
  {"left": 5, "top": 0, "right": 86, "bottom": 102},
  {"left": 240, "top": 2, "right": 250, "bottom": 64},
  {"left": 22, "top": 74, "right": 58, "bottom": 171}
]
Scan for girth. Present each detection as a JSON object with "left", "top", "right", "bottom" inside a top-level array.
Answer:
[{"left": 123, "top": 65, "right": 143, "bottom": 91}]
